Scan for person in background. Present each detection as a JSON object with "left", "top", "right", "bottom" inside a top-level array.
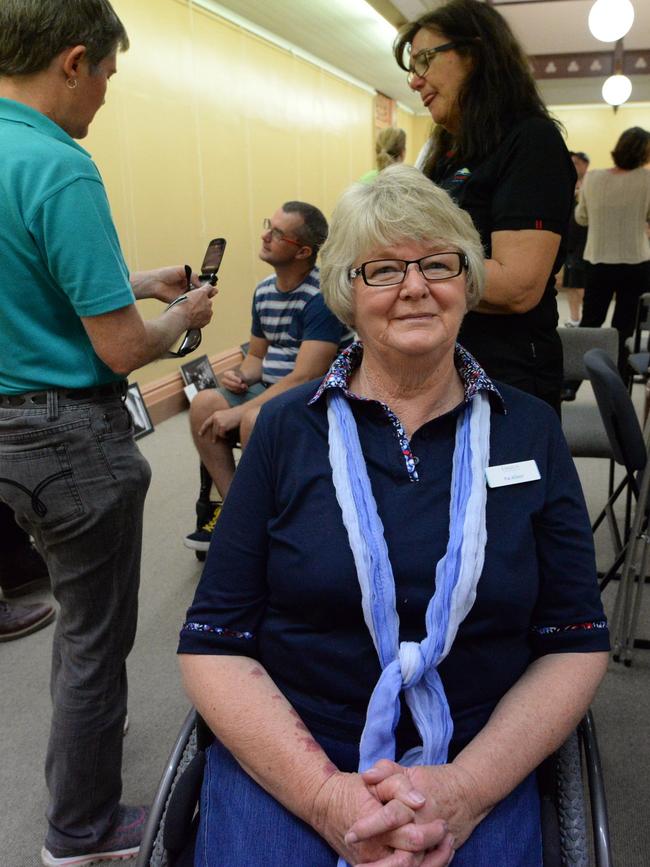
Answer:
[
  {"left": 179, "top": 166, "right": 608, "bottom": 867},
  {"left": 562, "top": 151, "right": 590, "bottom": 327},
  {"left": 184, "top": 202, "right": 354, "bottom": 553},
  {"left": 0, "top": 1, "right": 216, "bottom": 863},
  {"left": 395, "top": 0, "right": 575, "bottom": 415},
  {"left": 576, "top": 127, "right": 650, "bottom": 378},
  {"left": 359, "top": 126, "right": 406, "bottom": 184}
]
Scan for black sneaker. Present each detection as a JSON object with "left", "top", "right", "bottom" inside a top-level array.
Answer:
[
  {"left": 183, "top": 503, "right": 222, "bottom": 552},
  {"left": 41, "top": 804, "right": 149, "bottom": 865}
]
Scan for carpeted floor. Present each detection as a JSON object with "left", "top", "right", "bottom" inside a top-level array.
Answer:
[{"left": 2, "top": 328, "right": 649, "bottom": 866}]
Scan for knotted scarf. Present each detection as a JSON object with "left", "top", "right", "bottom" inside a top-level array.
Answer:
[{"left": 327, "top": 388, "right": 490, "bottom": 867}]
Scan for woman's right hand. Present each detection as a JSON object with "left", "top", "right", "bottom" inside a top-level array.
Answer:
[{"left": 311, "top": 771, "right": 453, "bottom": 866}]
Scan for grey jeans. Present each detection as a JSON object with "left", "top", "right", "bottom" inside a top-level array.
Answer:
[{"left": 0, "top": 391, "right": 151, "bottom": 852}]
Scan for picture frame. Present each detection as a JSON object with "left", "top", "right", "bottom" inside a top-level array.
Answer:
[
  {"left": 125, "top": 382, "right": 154, "bottom": 440},
  {"left": 180, "top": 354, "right": 219, "bottom": 392}
]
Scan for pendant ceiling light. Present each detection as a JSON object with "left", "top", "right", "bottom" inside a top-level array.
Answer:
[
  {"left": 602, "top": 73, "right": 633, "bottom": 105},
  {"left": 588, "top": 0, "right": 635, "bottom": 43}
]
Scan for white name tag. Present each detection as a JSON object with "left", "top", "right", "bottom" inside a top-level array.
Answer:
[{"left": 485, "top": 460, "right": 540, "bottom": 489}]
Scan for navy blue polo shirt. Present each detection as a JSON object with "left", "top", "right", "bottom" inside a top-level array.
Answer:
[{"left": 178, "top": 343, "right": 608, "bottom": 761}]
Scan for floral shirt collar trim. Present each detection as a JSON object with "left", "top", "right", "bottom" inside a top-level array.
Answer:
[{"left": 308, "top": 341, "right": 505, "bottom": 411}]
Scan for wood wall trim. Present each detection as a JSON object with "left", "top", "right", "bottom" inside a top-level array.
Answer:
[{"left": 139, "top": 347, "right": 244, "bottom": 425}]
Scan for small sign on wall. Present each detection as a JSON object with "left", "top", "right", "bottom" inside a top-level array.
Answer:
[{"left": 375, "top": 92, "right": 395, "bottom": 130}]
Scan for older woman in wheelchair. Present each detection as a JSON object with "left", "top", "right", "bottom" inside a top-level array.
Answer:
[{"left": 176, "top": 166, "right": 609, "bottom": 867}]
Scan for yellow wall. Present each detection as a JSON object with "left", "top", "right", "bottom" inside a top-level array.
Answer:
[
  {"left": 549, "top": 103, "right": 650, "bottom": 169},
  {"left": 85, "top": 0, "right": 374, "bottom": 386}
]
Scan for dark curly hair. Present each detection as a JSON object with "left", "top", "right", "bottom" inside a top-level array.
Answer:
[{"left": 393, "top": 0, "right": 556, "bottom": 173}]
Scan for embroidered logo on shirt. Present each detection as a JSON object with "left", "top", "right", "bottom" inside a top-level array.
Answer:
[{"left": 451, "top": 167, "right": 471, "bottom": 186}]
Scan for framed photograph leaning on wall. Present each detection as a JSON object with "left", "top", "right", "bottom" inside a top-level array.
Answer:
[
  {"left": 125, "top": 381, "right": 154, "bottom": 440},
  {"left": 180, "top": 354, "right": 218, "bottom": 402}
]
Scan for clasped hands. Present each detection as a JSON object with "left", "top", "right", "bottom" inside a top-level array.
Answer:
[{"left": 315, "top": 760, "right": 481, "bottom": 867}]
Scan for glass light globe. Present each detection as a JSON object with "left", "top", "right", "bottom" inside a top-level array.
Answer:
[
  {"left": 588, "top": 0, "right": 635, "bottom": 43},
  {"left": 602, "top": 74, "right": 633, "bottom": 105}
]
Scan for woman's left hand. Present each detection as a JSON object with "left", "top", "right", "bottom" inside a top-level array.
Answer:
[{"left": 351, "top": 760, "right": 486, "bottom": 856}]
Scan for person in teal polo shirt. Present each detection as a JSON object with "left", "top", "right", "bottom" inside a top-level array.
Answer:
[{"left": 0, "top": 2, "right": 217, "bottom": 864}]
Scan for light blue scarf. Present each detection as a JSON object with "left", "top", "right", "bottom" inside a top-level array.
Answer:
[{"left": 327, "top": 388, "right": 490, "bottom": 867}]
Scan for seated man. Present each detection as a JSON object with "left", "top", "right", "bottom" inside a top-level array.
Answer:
[{"left": 184, "top": 201, "right": 354, "bottom": 551}]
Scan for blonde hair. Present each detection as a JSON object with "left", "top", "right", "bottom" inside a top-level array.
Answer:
[
  {"left": 320, "top": 164, "right": 485, "bottom": 327},
  {"left": 376, "top": 127, "right": 406, "bottom": 171}
]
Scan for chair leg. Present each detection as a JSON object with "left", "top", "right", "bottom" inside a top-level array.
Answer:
[
  {"left": 622, "top": 530, "right": 650, "bottom": 666},
  {"left": 579, "top": 712, "right": 612, "bottom": 867}
]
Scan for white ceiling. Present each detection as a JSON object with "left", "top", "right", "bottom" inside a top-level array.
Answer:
[{"left": 200, "top": 0, "right": 650, "bottom": 109}]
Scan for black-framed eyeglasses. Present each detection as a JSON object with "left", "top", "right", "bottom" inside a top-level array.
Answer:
[
  {"left": 262, "top": 218, "right": 302, "bottom": 247},
  {"left": 407, "top": 40, "right": 475, "bottom": 85},
  {"left": 348, "top": 252, "right": 468, "bottom": 287}
]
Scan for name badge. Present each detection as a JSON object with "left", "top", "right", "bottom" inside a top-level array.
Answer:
[{"left": 485, "top": 460, "right": 540, "bottom": 489}]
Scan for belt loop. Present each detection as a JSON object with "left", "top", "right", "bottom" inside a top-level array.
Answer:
[{"left": 47, "top": 389, "right": 59, "bottom": 421}]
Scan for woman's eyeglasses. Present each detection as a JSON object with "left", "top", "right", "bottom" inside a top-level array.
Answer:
[
  {"left": 407, "top": 40, "right": 476, "bottom": 85},
  {"left": 348, "top": 252, "right": 468, "bottom": 287},
  {"left": 262, "top": 218, "right": 302, "bottom": 247}
]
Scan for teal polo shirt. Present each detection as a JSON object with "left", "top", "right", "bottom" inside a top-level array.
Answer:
[{"left": 0, "top": 98, "right": 135, "bottom": 393}]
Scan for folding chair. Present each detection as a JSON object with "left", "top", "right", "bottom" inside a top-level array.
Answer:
[
  {"left": 585, "top": 347, "right": 650, "bottom": 666},
  {"left": 136, "top": 710, "right": 612, "bottom": 867},
  {"left": 626, "top": 292, "right": 650, "bottom": 384},
  {"left": 558, "top": 327, "right": 618, "bottom": 465}
]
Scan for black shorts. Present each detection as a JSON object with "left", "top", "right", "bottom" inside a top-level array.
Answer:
[{"left": 562, "top": 263, "right": 587, "bottom": 289}]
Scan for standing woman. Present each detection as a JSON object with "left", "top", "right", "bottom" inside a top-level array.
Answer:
[
  {"left": 575, "top": 127, "right": 650, "bottom": 376},
  {"left": 394, "top": 0, "right": 575, "bottom": 413}
]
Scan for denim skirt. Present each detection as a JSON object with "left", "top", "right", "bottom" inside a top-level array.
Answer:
[{"left": 194, "top": 734, "right": 542, "bottom": 867}]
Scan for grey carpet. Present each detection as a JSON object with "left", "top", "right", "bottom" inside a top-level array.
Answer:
[{"left": 2, "top": 379, "right": 649, "bottom": 866}]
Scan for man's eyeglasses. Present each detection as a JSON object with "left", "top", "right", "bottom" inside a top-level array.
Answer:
[
  {"left": 407, "top": 40, "right": 475, "bottom": 85},
  {"left": 348, "top": 252, "right": 468, "bottom": 287},
  {"left": 262, "top": 218, "right": 302, "bottom": 247}
]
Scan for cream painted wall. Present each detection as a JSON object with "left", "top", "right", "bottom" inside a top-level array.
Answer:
[
  {"left": 549, "top": 103, "right": 650, "bottom": 169},
  {"left": 85, "top": 0, "right": 374, "bottom": 386},
  {"left": 394, "top": 105, "right": 650, "bottom": 172}
]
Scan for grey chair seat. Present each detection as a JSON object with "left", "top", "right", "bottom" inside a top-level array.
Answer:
[
  {"left": 562, "top": 403, "right": 613, "bottom": 459},
  {"left": 558, "top": 326, "right": 619, "bottom": 460}
]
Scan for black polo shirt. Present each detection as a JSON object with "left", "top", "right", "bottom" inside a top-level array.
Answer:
[
  {"left": 430, "top": 116, "right": 576, "bottom": 410},
  {"left": 179, "top": 346, "right": 608, "bottom": 763}
]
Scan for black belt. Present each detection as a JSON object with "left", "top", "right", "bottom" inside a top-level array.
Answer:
[{"left": 0, "top": 380, "right": 128, "bottom": 407}]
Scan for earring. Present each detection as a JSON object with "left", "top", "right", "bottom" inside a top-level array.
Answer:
[{"left": 66, "top": 78, "right": 78, "bottom": 90}]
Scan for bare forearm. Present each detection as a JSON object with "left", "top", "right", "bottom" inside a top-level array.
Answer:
[
  {"left": 452, "top": 652, "right": 608, "bottom": 817},
  {"left": 239, "top": 354, "right": 264, "bottom": 384},
  {"left": 474, "top": 259, "right": 546, "bottom": 314},
  {"left": 107, "top": 308, "right": 190, "bottom": 375},
  {"left": 179, "top": 654, "right": 336, "bottom": 825}
]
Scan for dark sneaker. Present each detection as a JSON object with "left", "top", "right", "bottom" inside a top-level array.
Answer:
[
  {"left": 1, "top": 543, "right": 51, "bottom": 598},
  {"left": 41, "top": 804, "right": 149, "bottom": 866},
  {"left": 0, "top": 600, "right": 55, "bottom": 642},
  {"left": 183, "top": 503, "right": 222, "bottom": 552}
]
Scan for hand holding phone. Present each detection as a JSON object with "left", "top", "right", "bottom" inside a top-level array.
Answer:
[{"left": 165, "top": 238, "right": 227, "bottom": 358}]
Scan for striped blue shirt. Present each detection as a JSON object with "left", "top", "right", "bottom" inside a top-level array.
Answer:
[{"left": 250, "top": 267, "right": 354, "bottom": 384}]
